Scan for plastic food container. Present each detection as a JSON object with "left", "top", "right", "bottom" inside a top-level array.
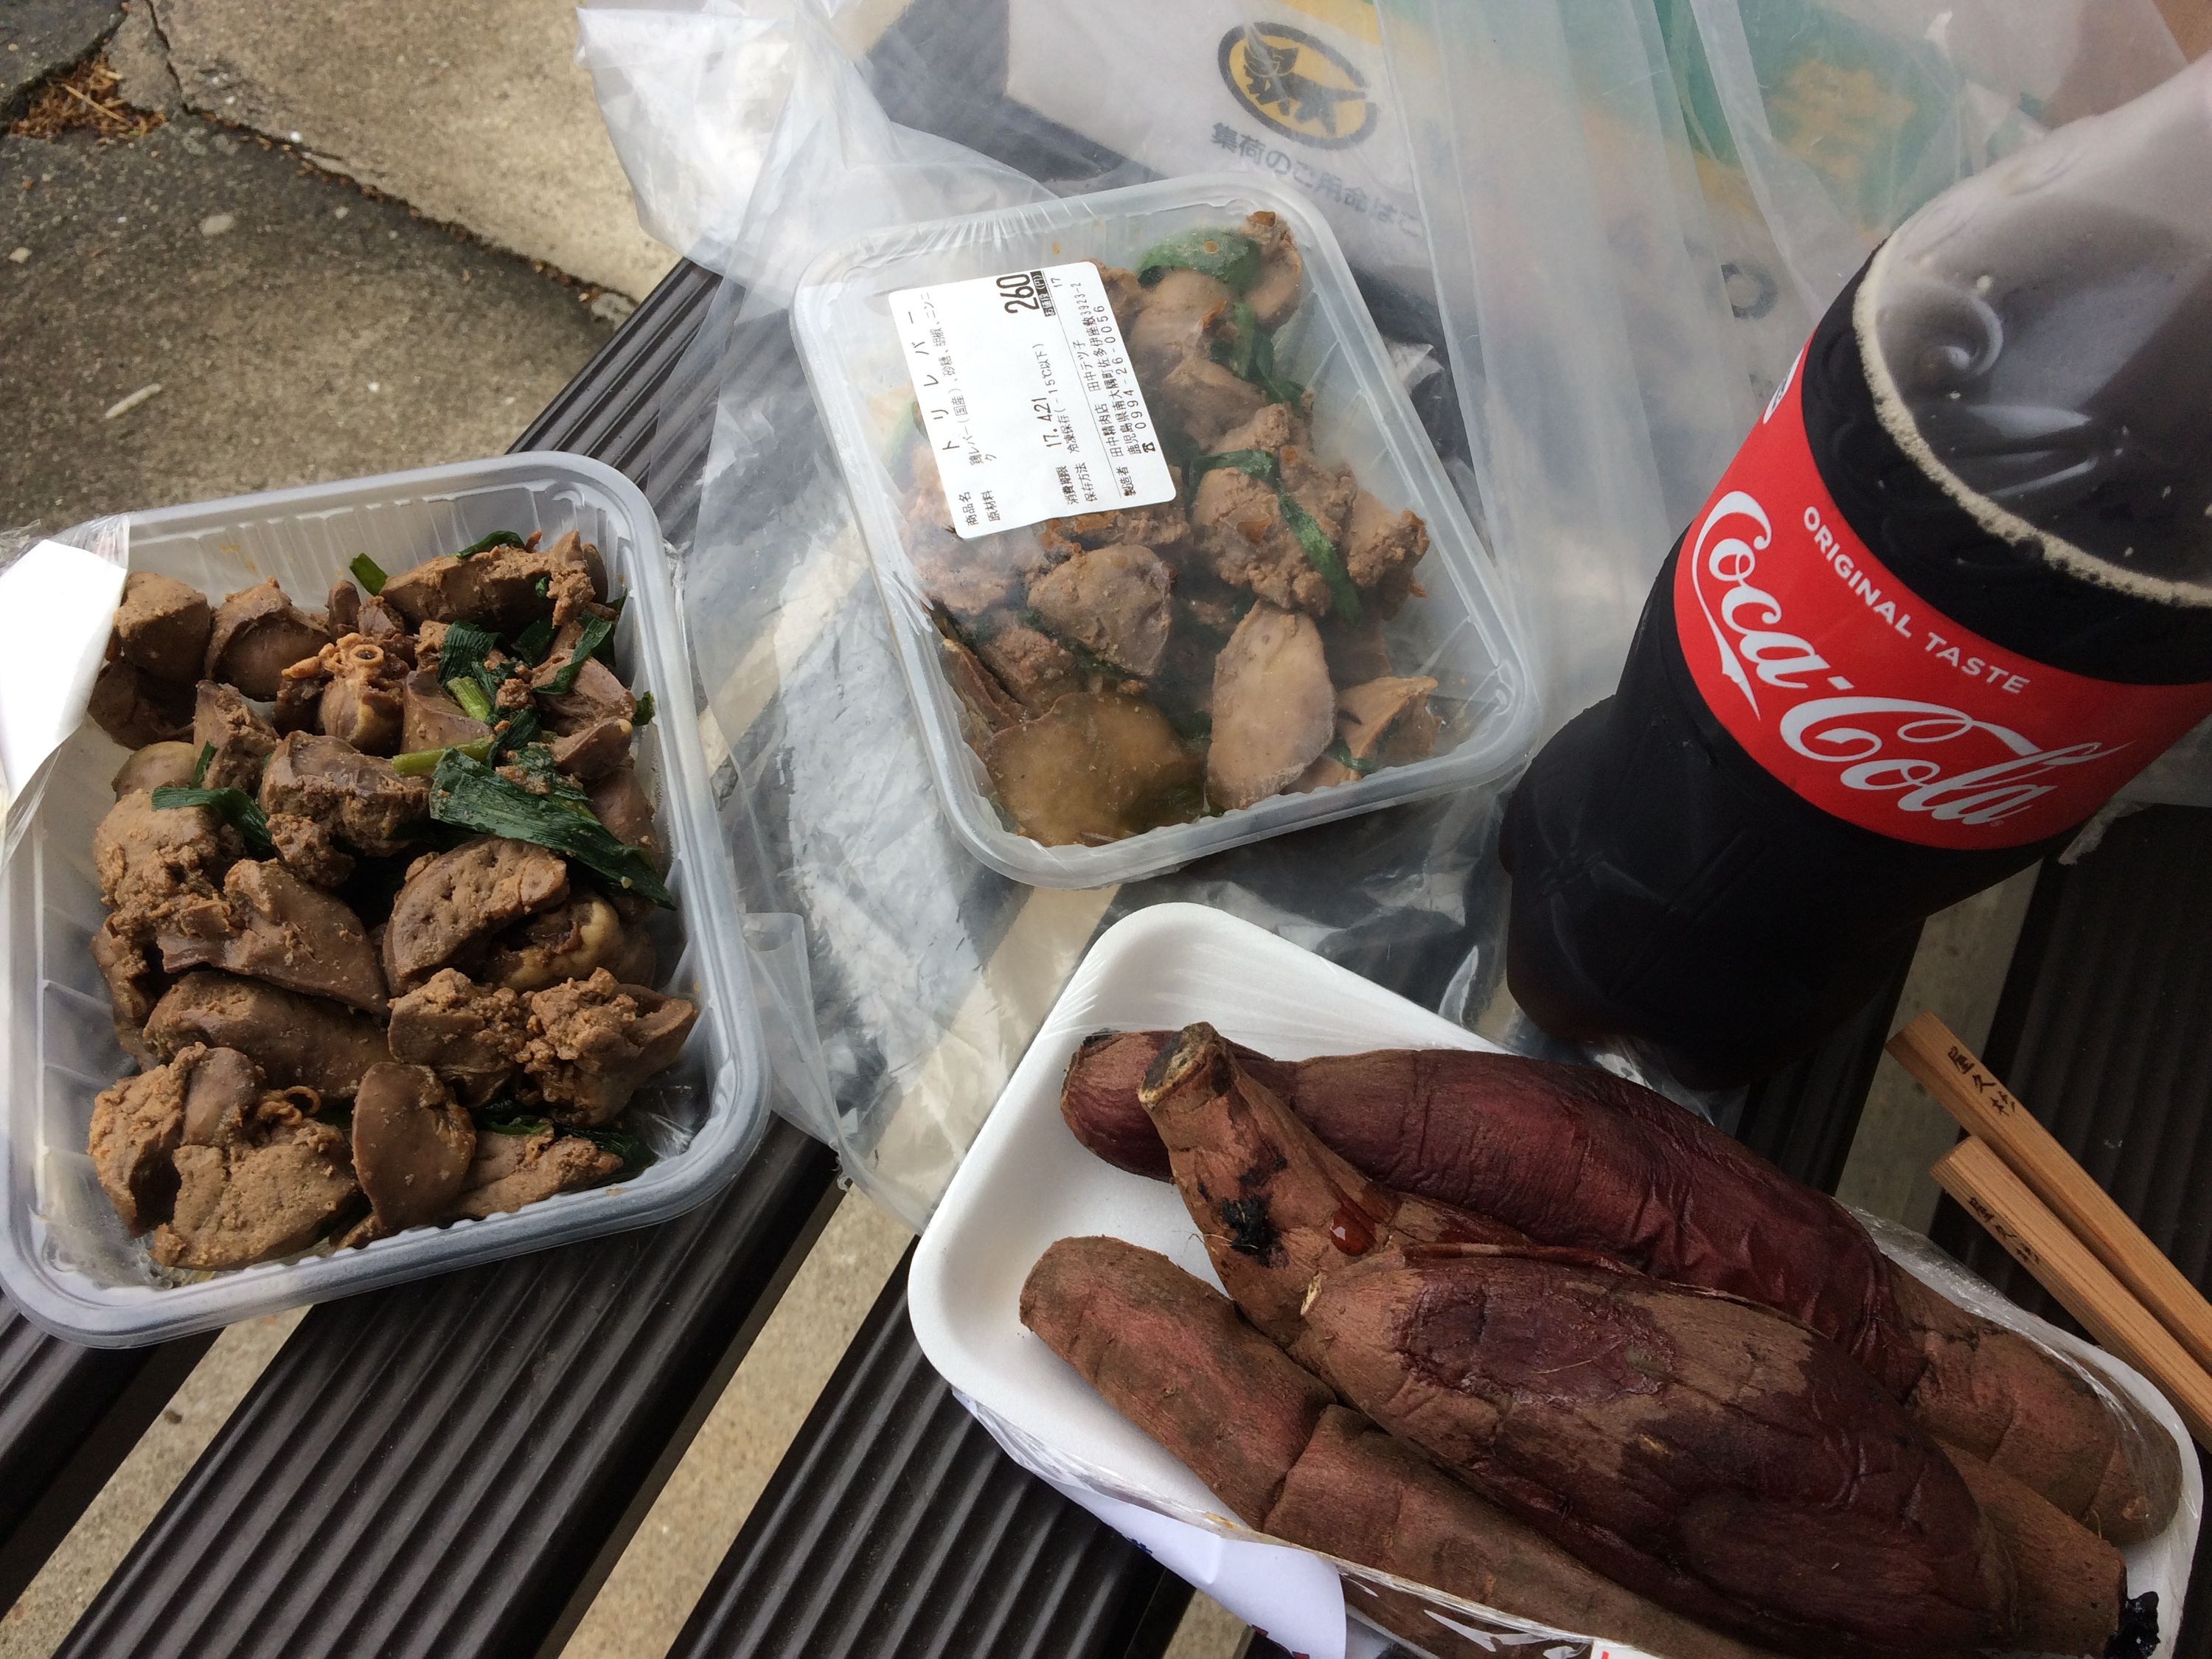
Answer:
[
  {"left": 793, "top": 174, "right": 1539, "bottom": 888},
  {"left": 0, "top": 453, "right": 768, "bottom": 1347},
  {"left": 911, "top": 905, "right": 2200, "bottom": 1657}
]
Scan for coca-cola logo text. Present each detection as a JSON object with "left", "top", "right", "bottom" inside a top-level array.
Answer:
[{"left": 1683, "top": 487, "right": 2124, "bottom": 829}]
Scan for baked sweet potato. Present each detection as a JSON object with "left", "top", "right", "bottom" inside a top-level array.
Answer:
[
  {"left": 1939, "top": 1441, "right": 2132, "bottom": 1658},
  {"left": 1072, "top": 1026, "right": 2178, "bottom": 1540},
  {"left": 1129, "top": 1025, "right": 1520, "bottom": 1342},
  {"left": 1298, "top": 1243, "right": 2011, "bottom": 1659},
  {"left": 1020, "top": 1235, "right": 1783, "bottom": 1659}
]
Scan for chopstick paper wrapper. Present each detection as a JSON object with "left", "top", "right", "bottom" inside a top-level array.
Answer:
[
  {"left": 1891, "top": 1012, "right": 2212, "bottom": 1380},
  {"left": 1930, "top": 1137, "right": 2212, "bottom": 1451}
]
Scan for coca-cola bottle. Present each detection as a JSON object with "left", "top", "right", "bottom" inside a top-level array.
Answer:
[{"left": 1500, "top": 59, "right": 2212, "bottom": 1088}]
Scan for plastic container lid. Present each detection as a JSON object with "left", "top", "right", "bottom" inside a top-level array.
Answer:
[
  {"left": 792, "top": 173, "right": 1540, "bottom": 888},
  {"left": 0, "top": 452, "right": 768, "bottom": 1346}
]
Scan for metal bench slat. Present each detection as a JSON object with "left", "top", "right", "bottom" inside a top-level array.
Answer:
[
  {"left": 1923, "top": 805, "right": 2212, "bottom": 1659},
  {"left": 668, "top": 1248, "right": 1190, "bottom": 1659},
  {"left": 56, "top": 1120, "right": 835, "bottom": 1659},
  {"left": 0, "top": 1305, "right": 212, "bottom": 1610}
]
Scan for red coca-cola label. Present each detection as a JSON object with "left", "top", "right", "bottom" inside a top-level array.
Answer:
[{"left": 1672, "top": 349, "right": 2212, "bottom": 850}]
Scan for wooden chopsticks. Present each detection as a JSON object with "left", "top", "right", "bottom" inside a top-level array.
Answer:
[{"left": 1890, "top": 1012, "right": 2212, "bottom": 1452}]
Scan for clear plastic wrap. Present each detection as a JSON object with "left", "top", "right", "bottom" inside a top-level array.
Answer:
[{"left": 577, "top": 0, "right": 2195, "bottom": 1225}]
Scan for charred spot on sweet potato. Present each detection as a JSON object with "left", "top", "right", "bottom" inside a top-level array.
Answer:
[{"left": 1218, "top": 1194, "right": 1281, "bottom": 1264}]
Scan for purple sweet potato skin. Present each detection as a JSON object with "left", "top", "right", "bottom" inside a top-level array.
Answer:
[
  {"left": 1023, "top": 1237, "right": 1785, "bottom": 1659},
  {"left": 1079, "top": 1030, "right": 2180, "bottom": 1542},
  {"left": 1065, "top": 1030, "right": 1913, "bottom": 1394},
  {"left": 1297, "top": 1246, "right": 2013, "bottom": 1659}
]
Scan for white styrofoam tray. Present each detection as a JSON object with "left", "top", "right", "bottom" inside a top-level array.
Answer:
[
  {"left": 910, "top": 903, "right": 2199, "bottom": 1658},
  {"left": 0, "top": 453, "right": 768, "bottom": 1346}
]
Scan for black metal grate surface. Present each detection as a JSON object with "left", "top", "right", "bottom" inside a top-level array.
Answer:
[
  {"left": 669, "top": 1250, "right": 1190, "bottom": 1659},
  {"left": 1926, "top": 804, "right": 2212, "bottom": 1659},
  {"left": 0, "top": 1304, "right": 211, "bottom": 1610},
  {"left": 58, "top": 1121, "right": 837, "bottom": 1659}
]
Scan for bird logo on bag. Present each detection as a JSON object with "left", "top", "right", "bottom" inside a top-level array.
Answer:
[{"left": 1218, "top": 24, "right": 1377, "bottom": 150}]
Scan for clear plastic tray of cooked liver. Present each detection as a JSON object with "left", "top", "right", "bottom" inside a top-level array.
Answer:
[
  {"left": 82, "top": 527, "right": 698, "bottom": 1276},
  {"left": 908, "top": 212, "right": 1448, "bottom": 850}
]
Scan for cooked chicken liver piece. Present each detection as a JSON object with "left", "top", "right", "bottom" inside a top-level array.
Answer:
[
  {"left": 380, "top": 529, "right": 603, "bottom": 633},
  {"left": 351, "top": 1063, "right": 475, "bottom": 1232},
  {"left": 88, "top": 1054, "right": 191, "bottom": 1233},
  {"left": 1026, "top": 545, "right": 1175, "bottom": 679},
  {"left": 327, "top": 578, "right": 361, "bottom": 635},
  {"left": 1189, "top": 409, "right": 1356, "bottom": 617},
  {"left": 180, "top": 1044, "right": 264, "bottom": 1146},
  {"left": 111, "top": 741, "right": 202, "bottom": 798},
  {"left": 386, "top": 968, "right": 531, "bottom": 1106},
  {"left": 1340, "top": 490, "right": 1428, "bottom": 619},
  {"left": 449, "top": 1124, "right": 622, "bottom": 1220},
  {"left": 381, "top": 836, "right": 568, "bottom": 993},
  {"left": 150, "top": 1091, "right": 358, "bottom": 1270},
  {"left": 1208, "top": 603, "right": 1335, "bottom": 810},
  {"left": 400, "top": 669, "right": 491, "bottom": 754},
  {"left": 157, "top": 858, "right": 389, "bottom": 1013},
  {"left": 530, "top": 624, "right": 633, "bottom": 734},
  {"left": 259, "top": 731, "right": 429, "bottom": 856},
  {"left": 522, "top": 968, "right": 698, "bottom": 1126},
  {"left": 974, "top": 622, "right": 1085, "bottom": 715},
  {"left": 1296, "top": 675, "right": 1441, "bottom": 791},
  {"left": 547, "top": 716, "right": 633, "bottom": 784},
  {"left": 1126, "top": 266, "right": 1233, "bottom": 381},
  {"left": 585, "top": 764, "right": 664, "bottom": 874},
  {"left": 1239, "top": 209, "right": 1304, "bottom": 329},
  {"left": 145, "top": 971, "right": 392, "bottom": 1099},
  {"left": 113, "top": 571, "right": 214, "bottom": 684},
  {"left": 192, "top": 681, "right": 278, "bottom": 793},
  {"left": 983, "top": 693, "right": 1203, "bottom": 846},
  {"left": 91, "top": 916, "right": 163, "bottom": 1065},
  {"left": 1155, "top": 352, "right": 1270, "bottom": 450},
  {"left": 94, "top": 788, "right": 239, "bottom": 936},
  {"left": 204, "top": 580, "right": 334, "bottom": 700},
  {"left": 905, "top": 493, "right": 1048, "bottom": 622},
  {"left": 1040, "top": 493, "right": 1190, "bottom": 559},
  {"left": 313, "top": 635, "right": 407, "bottom": 754},
  {"left": 88, "top": 658, "right": 195, "bottom": 748},
  {"left": 265, "top": 811, "right": 355, "bottom": 888},
  {"left": 481, "top": 895, "right": 651, "bottom": 992},
  {"left": 939, "top": 629, "right": 1025, "bottom": 734}
]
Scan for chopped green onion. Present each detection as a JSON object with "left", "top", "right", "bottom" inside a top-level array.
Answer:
[
  {"left": 150, "top": 785, "right": 275, "bottom": 857},
  {"left": 1135, "top": 228, "right": 1260, "bottom": 292},
  {"left": 1190, "top": 449, "right": 1363, "bottom": 622},
  {"left": 391, "top": 736, "right": 492, "bottom": 776},
  {"left": 539, "top": 613, "right": 615, "bottom": 698},
  {"left": 512, "top": 616, "right": 554, "bottom": 665},
  {"left": 188, "top": 742, "right": 214, "bottom": 787},
  {"left": 487, "top": 706, "right": 540, "bottom": 762},
  {"left": 1324, "top": 740, "right": 1379, "bottom": 776},
  {"left": 449, "top": 678, "right": 495, "bottom": 724},
  {"left": 577, "top": 1122, "right": 657, "bottom": 1171},
  {"left": 453, "top": 530, "right": 525, "bottom": 560},
  {"left": 428, "top": 748, "right": 672, "bottom": 908},
  {"left": 348, "top": 554, "right": 388, "bottom": 595},
  {"left": 532, "top": 574, "right": 550, "bottom": 598},
  {"left": 631, "top": 691, "right": 655, "bottom": 729},
  {"left": 1213, "top": 302, "right": 1304, "bottom": 408}
]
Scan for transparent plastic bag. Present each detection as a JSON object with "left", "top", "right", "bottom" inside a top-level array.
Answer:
[
  {"left": 0, "top": 515, "right": 131, "bottom": 872},
  {"left": 1374, "top": 0, "right": 2185, "bottom": 724}
]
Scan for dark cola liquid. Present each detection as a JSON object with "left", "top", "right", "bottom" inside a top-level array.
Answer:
[{"left": 1500, "top": 255, "right": 2212, "bottom": 1088}]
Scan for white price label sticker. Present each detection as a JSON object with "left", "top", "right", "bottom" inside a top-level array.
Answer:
[{"left": 891, "top": 262, "right": 1177, "bottom": 539}]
